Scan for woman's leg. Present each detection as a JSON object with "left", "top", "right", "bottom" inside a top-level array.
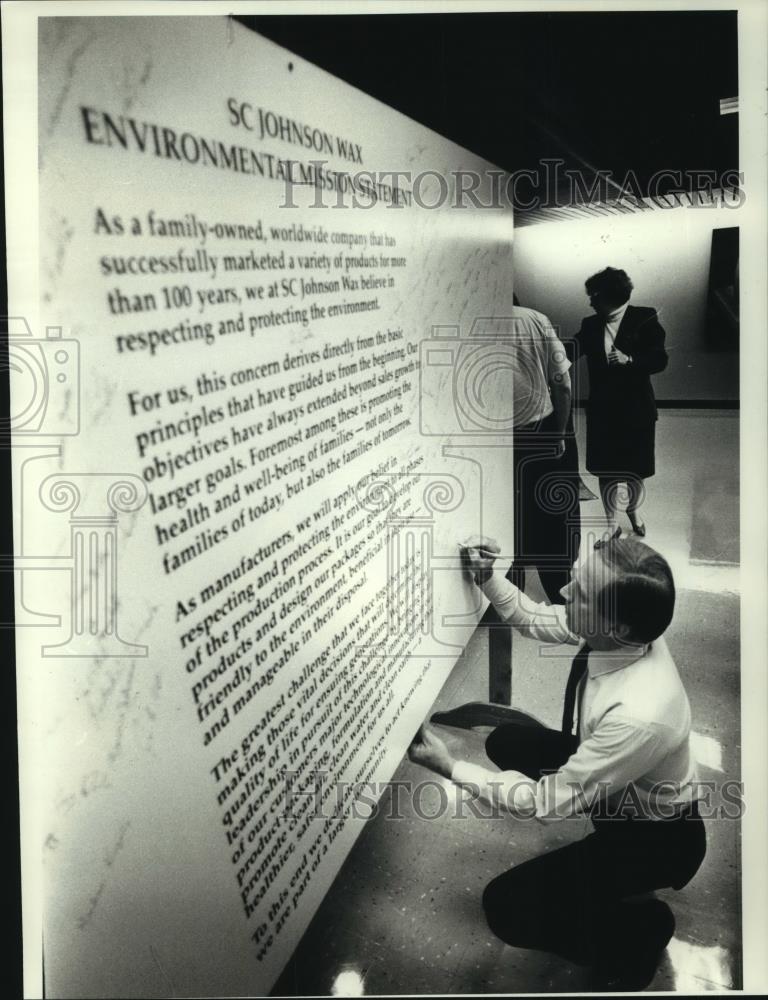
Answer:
[
  {"left": 598, "top": 476, "right": 621, "bottom": 538},
  {"left": 625, "top": 475, "right": 646, "bottom": 534}
]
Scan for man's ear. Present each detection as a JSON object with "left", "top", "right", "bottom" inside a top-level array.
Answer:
[{"left": 612, "top": 620, "right": 636, "bottom": 646}]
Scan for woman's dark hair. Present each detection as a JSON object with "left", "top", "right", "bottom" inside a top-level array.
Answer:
[
  {"left": 585, "top": 267, "right": 634, "bottom": 307},
  {"left": 596, "top": 536, "right": 675, "bottom": 643}
]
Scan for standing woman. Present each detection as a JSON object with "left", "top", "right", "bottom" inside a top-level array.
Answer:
[{"left": 575, "top": 268, "right": 668, "bottom": 541}]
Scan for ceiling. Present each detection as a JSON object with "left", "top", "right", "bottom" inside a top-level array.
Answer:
[{"left": 235, "top": 10, "right": 738, "bottom": 219}]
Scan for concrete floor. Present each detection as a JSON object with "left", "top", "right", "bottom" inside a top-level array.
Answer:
[{"left": 273, "top": 409, "right": 740, "bottom": 995}]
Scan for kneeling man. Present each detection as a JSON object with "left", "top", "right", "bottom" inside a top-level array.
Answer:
[{"left": 409, "top": 535, "right": 706, "bottom": 987}]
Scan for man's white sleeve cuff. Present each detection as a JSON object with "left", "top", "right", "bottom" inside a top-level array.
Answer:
[
  {"left": 451, "top": 760, "right": 538, "bottom": 817},
  {"left": 479, "top": 570, "right": 516, "bottom": 609}
]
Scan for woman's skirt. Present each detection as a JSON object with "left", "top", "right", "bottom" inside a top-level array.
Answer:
[{"left": 585, "top": 417, "right": 656, "bottom": 480}]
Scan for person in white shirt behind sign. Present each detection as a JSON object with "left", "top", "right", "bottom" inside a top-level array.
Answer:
[{"left": 408, "top": 534, "right": 706, "bottom": 990}]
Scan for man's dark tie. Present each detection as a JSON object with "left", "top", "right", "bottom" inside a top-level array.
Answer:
[{"left": 562, "top": 643, "right": 591, "bottom": 738}]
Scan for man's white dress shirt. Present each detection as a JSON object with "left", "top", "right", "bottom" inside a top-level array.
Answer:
[{"left": 451, "top": 572, "right": 699, "bottom": 822}]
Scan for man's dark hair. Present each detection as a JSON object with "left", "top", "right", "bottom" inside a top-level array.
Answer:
[
  {"left": 596, "top": 536, "right": 675, "bottom": 643},
  {"left": 585, "top": 267, "right": 634, "bottom": 307}
]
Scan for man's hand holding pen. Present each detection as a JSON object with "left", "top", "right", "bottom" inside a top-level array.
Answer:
[{"left": 459, "top": 536, "right": 502, "bottom": 586}]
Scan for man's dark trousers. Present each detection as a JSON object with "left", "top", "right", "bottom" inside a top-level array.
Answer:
[
  {"left": 480, "top": 723, "right": 707, "bottom": 969},
  {"left": 510, "top": 412, "right": 581, "bottom": 605}
]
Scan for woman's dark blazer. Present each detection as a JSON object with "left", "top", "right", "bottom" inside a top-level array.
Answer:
[{"left": 574, "top": 305, "right": 668, "bottom": 427}]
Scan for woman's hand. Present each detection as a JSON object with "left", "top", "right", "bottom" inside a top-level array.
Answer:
[{"left": 608, "top": 347, "right": 631, "bottom": 366}]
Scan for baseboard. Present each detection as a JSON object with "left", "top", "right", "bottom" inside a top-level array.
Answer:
[{"left": 574, "top": 400, "right": 739, "bottom": 410}]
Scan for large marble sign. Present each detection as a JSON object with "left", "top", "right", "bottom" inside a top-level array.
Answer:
[{"left": 13, "top": 15, "right": 516, "bottom": 996}]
